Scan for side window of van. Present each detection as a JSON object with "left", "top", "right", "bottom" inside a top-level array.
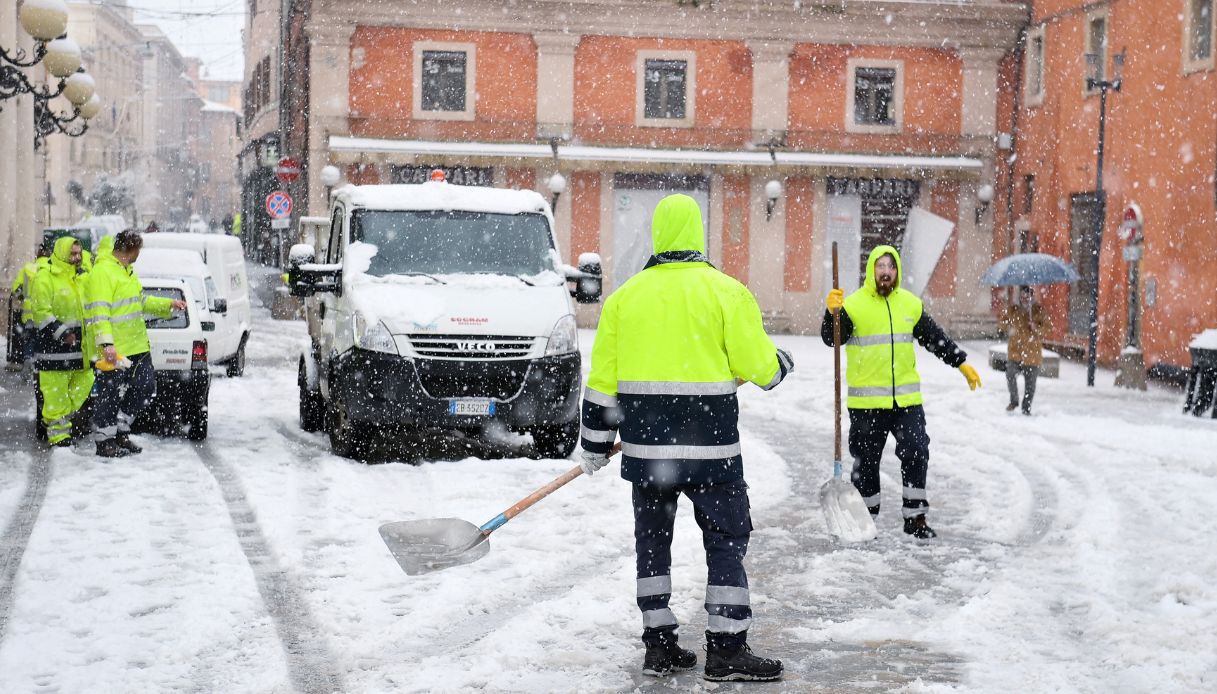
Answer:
[{"left": 327, "top": 208, "right": 344, "bottom": 265}]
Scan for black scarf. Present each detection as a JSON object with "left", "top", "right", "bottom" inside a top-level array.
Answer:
[{"left": 642, "top": 250, "right": 714, "bottom": 270}]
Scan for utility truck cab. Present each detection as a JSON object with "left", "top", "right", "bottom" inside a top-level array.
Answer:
[{"left": 289, "top": 173, "right": 602, "bottom": 460}]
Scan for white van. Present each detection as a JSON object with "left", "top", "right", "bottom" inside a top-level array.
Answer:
[
  {"left": 134, "top": 248, "right": 240, "bottom": 368},
  {"left": 71, "top": 214, "right": 128, "bottom": 250},
  {"left": 135, "top": 277, "right": 211, "bottom": 440},
  {"left": 288, "top": 175, "right": 603, "bottom": 460},
  {"left": 141, "top": 233, "right": 252, "bottom": 376}
]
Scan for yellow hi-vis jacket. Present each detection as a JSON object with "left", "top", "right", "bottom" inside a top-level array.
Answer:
[
  {"left": 28, "top": 237, "right": 88, "bottom": 371},
  {"left": 829, "top": 245, "right": 966, "bottom": 410},
  {"left": 12, "top": 259, "right": 42, "bottom": 326},
  {"left": 581, "top": 194, "right": 789, "bottom": 486},
  {"left": 84, "top": 246, "right": 172, "bottom": 359}
]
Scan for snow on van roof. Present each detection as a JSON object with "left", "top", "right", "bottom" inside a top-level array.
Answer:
[
  {"left": 134, "top": 248, "right": 207, "bottom": 275},
  {"left": 337, "top": 181, "right": 549, "bottom": 215}
]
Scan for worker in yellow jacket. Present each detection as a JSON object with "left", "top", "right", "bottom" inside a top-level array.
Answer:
[
  {"left": 579, "top": 194, "right": 792, "bottom": 682},
  {"left": 83, "top": 230, "right": 185, "bottom": 458},
  {"left": 821, "top": 245, "right": 982, "bottom": 539},
  {"left": 7, "top": 244, "right": 51, "bottom": 373},
  {"left": 28, "top": 236, "right": 93, "bottom": 447}
]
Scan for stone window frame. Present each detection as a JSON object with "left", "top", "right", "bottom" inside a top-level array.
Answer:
[
  {"left": 1183, "top": 0, "right": 1216, "bottom": 74},
  {"left": 412, "top": 40, "right": 477, "bottom": 122},
  {"left": 1083, "top": 7, "right": 1109, "bottom": 97},
  {"left": 635, "top": 49, "right": 697, "bottom": 128},
  {"left": 844, "top": 57, "right": 904, "bottom": 135},
  {"left": 1024, "top": 24, "right": 1046, "bottom": 108}
]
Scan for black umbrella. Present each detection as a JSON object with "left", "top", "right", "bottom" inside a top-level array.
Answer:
[{"left": 981, "top": 253, "right": 1080, "bottom": 287}]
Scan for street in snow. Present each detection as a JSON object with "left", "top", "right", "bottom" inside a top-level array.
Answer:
[{"left": 1, "top": 300, "right": 1215, "bottom": 693}]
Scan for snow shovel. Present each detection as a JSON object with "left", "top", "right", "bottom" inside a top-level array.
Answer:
[
  {"left": 819, "top": 242, "right": 878, "bottom": 543},
  {"left": 380, "top": 443, "right": 621, "bottom": 575}
]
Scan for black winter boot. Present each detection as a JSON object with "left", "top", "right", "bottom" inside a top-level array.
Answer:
[
  {"left": 703, "top": 633, "right": 782, "bottom": 682},
  {"left": 96, "top": 439, "right": 130, "bottom": 459},
  {"left": 903, "top": 515, "right": 937, "bottom": 539},
  {"left": 641, "top": 628, "right": 696, "bottom": 676},
  {"left": 115, "top": 432, "right": 142, "bottom": 454}
]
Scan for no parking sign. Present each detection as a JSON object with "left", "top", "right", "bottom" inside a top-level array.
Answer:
[{"left": 265, "top": 191, "right": 293, "bottom": 219}]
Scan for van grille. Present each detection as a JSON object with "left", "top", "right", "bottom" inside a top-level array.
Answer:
[
  {"left": 406, "top": 334, "right": 535, "bottom": 360},
  {"left": 415, "top": 359, "right": 529, "bottom": 400}
]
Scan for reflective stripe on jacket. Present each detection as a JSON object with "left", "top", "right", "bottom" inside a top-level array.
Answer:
[
  {"left": 580, "top": 194, "right": 785, "bottom": 486},
  {"left": 842, "top": 245, "right": 925, "bottom": 409},
  {"left": 83, "top": 250, "right": 172, "bottom": 357},
  {"left": 28, "top": 237, "right": 87, "bottom": 372}
]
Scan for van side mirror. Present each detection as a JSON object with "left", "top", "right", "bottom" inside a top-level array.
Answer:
[
  {"left": 568, "top": 252, "right": 603, "bottom": 304},
  {"left": 212, "top": 298, "right": 228, "bottom": 314},
  {"left": 288, "top": 263, "right": 342, "bottom": 297},
  {"left": 288, "top": 243, "right": 314, "bottom": 267}
]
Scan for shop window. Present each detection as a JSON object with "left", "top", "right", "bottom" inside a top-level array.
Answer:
[{"left": 413, "top": 42, "right": 476, "bottom": 121}]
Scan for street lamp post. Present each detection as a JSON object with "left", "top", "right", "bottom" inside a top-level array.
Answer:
[{"left": 1083, "top": 49, "right": 1124, "bottom": 387}]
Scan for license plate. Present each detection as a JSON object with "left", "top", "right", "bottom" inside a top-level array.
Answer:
[{"left": 448, "top": 399, "right": 495, "bottom": 416}]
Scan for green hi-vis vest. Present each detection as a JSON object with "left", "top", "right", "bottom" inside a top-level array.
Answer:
[{"left": 843, "top": 245, "right": 924, "bottom": 409}]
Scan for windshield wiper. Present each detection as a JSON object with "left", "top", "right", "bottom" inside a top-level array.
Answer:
[
  {"left": 399, "top": 272, "right": 447, "bottom": 284},
  {"left": 471, "top": 271, "right": 535, "bottom": 286}
]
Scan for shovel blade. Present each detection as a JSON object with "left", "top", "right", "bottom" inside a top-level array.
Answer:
[
  {"left": 819, "top": 477, "right": 878, "bottom": 543},
  {"left": 379, "top": 518, "right": 490, "bottom": 576}
]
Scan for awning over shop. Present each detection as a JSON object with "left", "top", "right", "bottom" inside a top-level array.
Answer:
[{"left": 328, "top": 136, "right": 984, "bottom": 173}]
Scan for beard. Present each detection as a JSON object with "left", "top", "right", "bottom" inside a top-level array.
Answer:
[{"left": 876, "top": 278, "right": 895, "bottom": 296}]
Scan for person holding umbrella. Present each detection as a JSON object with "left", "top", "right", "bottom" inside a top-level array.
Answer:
[
  {"left": 822, "top": 245, "right": 982, "bottom": 539},
  {"left": 1000, "top": 286, "right": 1048, "bottom": 415}
]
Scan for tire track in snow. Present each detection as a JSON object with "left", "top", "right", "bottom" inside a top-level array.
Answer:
[
  {"left": 192, "top": 443, "right": 344, "bottom": 694},
  {"left": 0, "top": 449, "right": 50, "bottom": 643}
]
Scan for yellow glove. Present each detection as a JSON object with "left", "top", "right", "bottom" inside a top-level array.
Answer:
[
  {"left": 95, "top": 352, "right": 128, "bottom": 372},
  {"left": 959, "top": 363, "right": 981, "bottom": 391},
  {"left": 826, "top": 288, "right": 844, "bottom": 311}
]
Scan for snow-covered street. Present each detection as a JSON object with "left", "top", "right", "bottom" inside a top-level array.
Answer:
[{"left": 2, "top": 305, "right": 1216, "bottom": 693}]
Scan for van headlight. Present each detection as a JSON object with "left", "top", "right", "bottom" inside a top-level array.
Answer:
[
  {"left": 544, "top": 314, "right": 578, "bottom": 356},
  {"left": 354, "top": 314, "right": 397, "bottom": 354}
]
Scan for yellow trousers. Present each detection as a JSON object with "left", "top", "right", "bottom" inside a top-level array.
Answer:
[{"left": 39, "top": 369, "right": 95, "bottom": 444}]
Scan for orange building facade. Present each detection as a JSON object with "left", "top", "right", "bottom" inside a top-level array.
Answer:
[
  {"left": 290, "top": 1, "right": 1025, "bottom": 334},
  {"left": 1006, "top": 0, "right": 1217, "bottom": 373}
]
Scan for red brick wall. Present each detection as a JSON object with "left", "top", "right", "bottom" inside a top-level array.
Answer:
[
  {"left": 720, "top": 176, "right": 750, "bottom": 284},
  {"left": 784, "top": 177, "right": 814, "bottom": 292},
  {"left": 348, "top": 27, "right": 536, "bottom": 142},
  {"left": 788, "top": 44, "right": 962, "bottom": 154},
  {"left": 573, "top": 36, "right": 751, "bottom": 148},
  {"left": 569, "top": 172, "right": 600, "bottom": 264}
]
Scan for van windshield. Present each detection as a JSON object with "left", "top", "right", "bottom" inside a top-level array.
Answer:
[{"left": 351, "top": 210, "right": 554, "bottom": 278}]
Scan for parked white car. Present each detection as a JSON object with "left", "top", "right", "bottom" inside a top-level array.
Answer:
[
  {"left": 141, "top": 233, "right": 252, "bottom": 376},
  {"left": 134, "top": 277, "right": 211, "bottom": 440}
]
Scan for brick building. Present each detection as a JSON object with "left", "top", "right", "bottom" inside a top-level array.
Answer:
[
  {"left": 276, "top": 0, "right": 1026, "bottom": 333},
  {"left": 1004, "top": 0, "right": 1217, "bottom": 374}
]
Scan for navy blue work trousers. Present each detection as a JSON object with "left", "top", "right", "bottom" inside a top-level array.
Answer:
[
  {"left": 848, "top": 405, "right": 931, "bottom": 519},
  {"left": 632, "top": 478, "right": 753, "bottom": 647},
  {"left": 93, "top": 351, "right": 156, "bottom": 441}
]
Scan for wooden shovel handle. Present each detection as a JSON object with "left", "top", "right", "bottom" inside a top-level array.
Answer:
[
  {"left": 832, "top": 242, "right": 843, "bottom": 462},
  {"left": 488, "top": 442, "right": 623, "bottom": 533}
]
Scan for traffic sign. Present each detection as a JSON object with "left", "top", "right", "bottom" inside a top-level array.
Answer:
[
  {"left": 265, "top": 191, "right": 293, "bottom": 219},
  {"left": 1119, "top": 201, "right": 1143, "bottom": 243},
  {"left": 275, "top": 157, "right": 301, "bottom": 184}
]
